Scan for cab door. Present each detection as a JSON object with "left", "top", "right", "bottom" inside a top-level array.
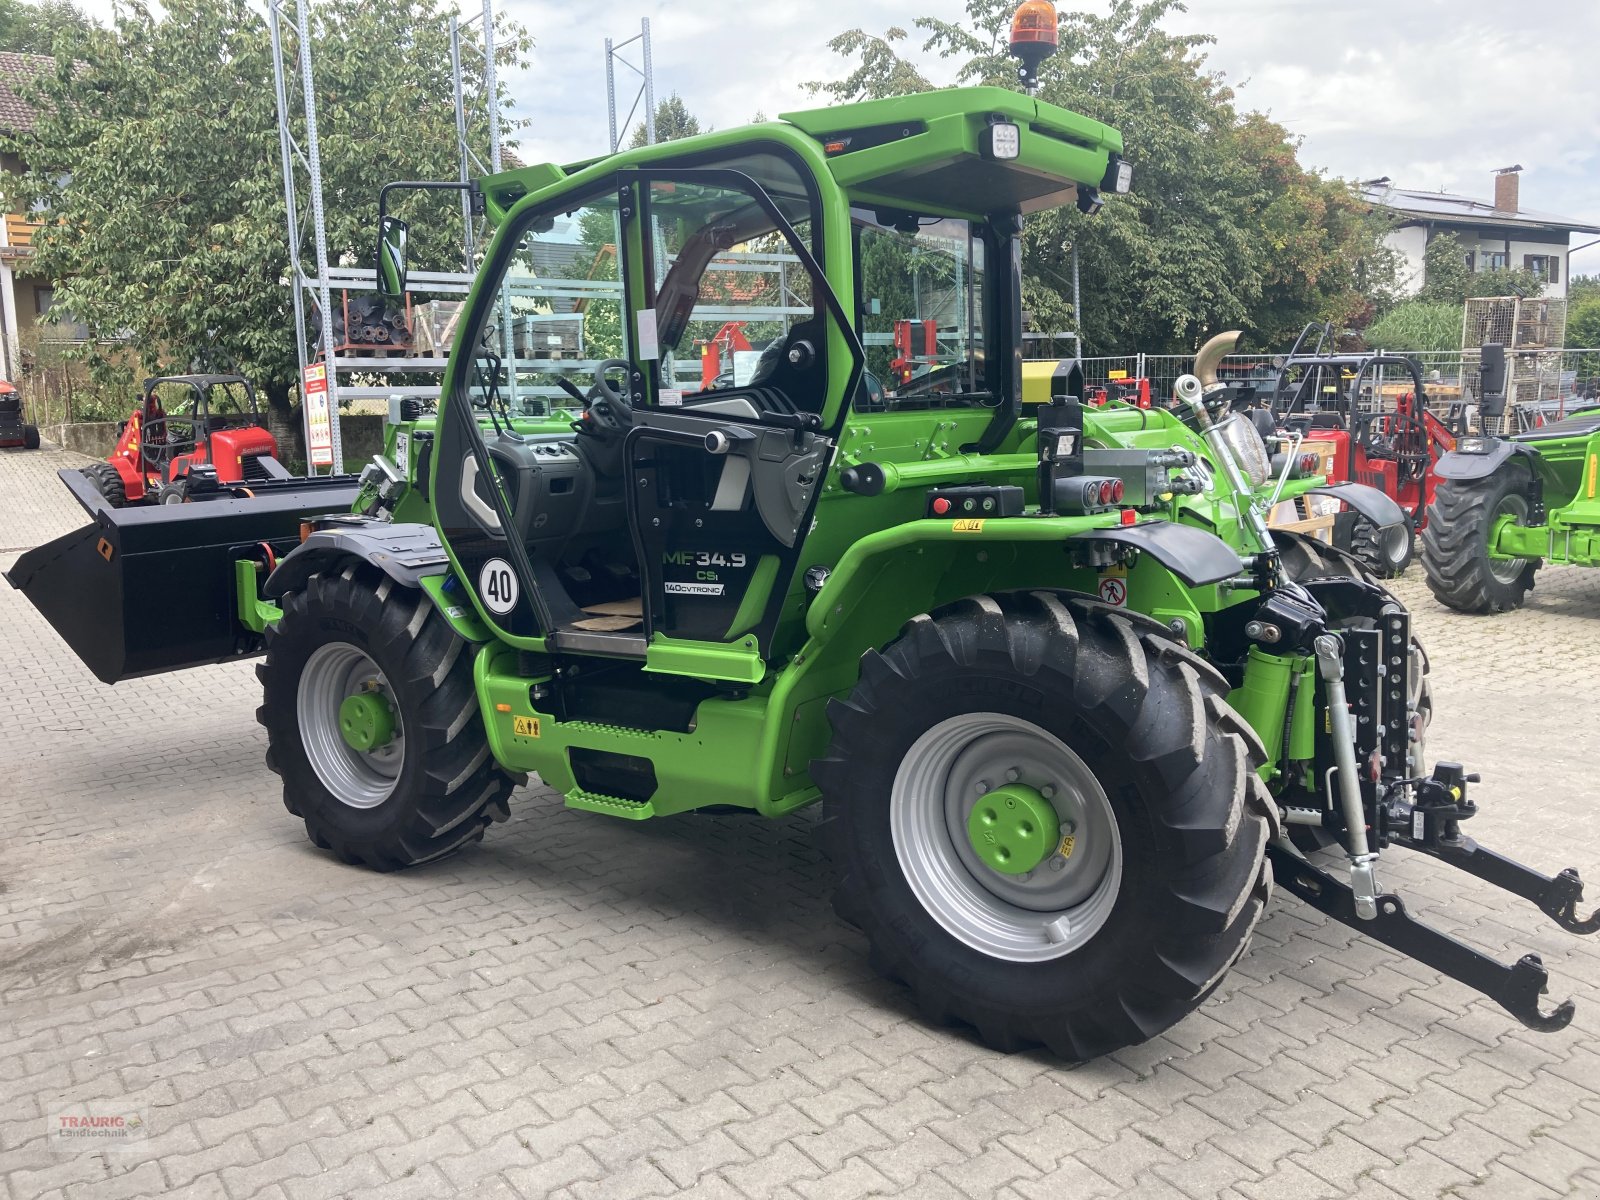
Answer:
[{"left": 620, "top": 165, "right": 862, "bottom": 653}]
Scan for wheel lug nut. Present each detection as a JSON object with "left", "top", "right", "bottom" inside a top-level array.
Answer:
[
  {"left": 975, "top": 780, "right": 989, "bottom": 794},
  {"left": 1041, "top": 785, "right": 1056, "bottom": 799},
  {"left": 1006, "top": 768, "right": 1020, "bottom": 782},
  {"left": 1050, "top": 857, "right": 1066, "bottom": 871},
  {"left": 1018, "top": 870, "right": 1032, "bottom": 881}
]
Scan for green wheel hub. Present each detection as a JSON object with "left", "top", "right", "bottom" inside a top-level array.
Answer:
[
  {"left": 339, "top": 690, "right": 395, "bottom": 752},
  {"left": 966, "top": 784, "right": 1060, "bottom": 875}
]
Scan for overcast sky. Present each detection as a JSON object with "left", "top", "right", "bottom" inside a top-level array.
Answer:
[
  {"left": 492, "top": 0, "right": 1600, "bottom": 274},
  {"left": 70, "top": 0, "right": 1600, "bottom": 274}
]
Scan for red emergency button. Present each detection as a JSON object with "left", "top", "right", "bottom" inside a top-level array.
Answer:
[
  {"left": 932, "top": 497, "right": 952, "bottom": 515},
  {"left": 1120, "top": 508, "right": 1138, "bottom": 525}
]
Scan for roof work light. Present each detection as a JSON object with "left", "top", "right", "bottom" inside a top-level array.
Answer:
[{"left": 1009, "top": 1, "right": 1058, "bottom": 93}]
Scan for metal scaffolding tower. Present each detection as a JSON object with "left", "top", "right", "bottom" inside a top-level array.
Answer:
[
  {"left": 605, "top": 20, "right": 657, "bottom": 152},
  {"left": 269, "top": 0, "right": 500, "bottom": 470}
]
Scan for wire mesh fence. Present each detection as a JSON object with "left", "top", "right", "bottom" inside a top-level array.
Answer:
[{"left": 1070, "top": 348, "right": 1600, "bottom": 434}]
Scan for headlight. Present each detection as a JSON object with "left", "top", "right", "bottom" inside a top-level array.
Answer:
[
  {"left": 1456, "top": 436, "right": 1494, "bottom": 454},
  {"left": 1215, "top": 413, "right": 1272, "bottom": 487},
  {"left": 981, "top": 121, "right": 1021, "bottom": 160}
]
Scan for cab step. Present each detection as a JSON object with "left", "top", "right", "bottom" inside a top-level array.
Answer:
[{"left": 564, "top": 789, "right": 656, "bottom": 820}]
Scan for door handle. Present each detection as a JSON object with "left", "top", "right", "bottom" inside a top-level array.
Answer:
[{"left": 459, "top": 455, "right": 502, "bottom": 532}]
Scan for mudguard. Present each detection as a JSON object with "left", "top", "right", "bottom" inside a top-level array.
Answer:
[
  {"left": 1068, "top": 521, "right": 1243, "bottom": 587},
  {"left": 264, "top": 519, "right": 450, "bottom": 599},
  {"left": 1433, "top": 438, "right": 1538, "bottom": 482},
  {"left": 1306, "top": 481, "right": 1407, "bottom": 529}
]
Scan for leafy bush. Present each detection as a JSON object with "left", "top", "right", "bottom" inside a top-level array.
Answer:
[{"left": 1362, "top": 302, "right": 1461, "bottom": 354}]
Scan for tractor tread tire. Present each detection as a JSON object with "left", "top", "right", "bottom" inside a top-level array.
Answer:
[
  {"left": 80, "top": 460, "right": 127, "bottom": 508},
  {"left": 256, "top": 563, "right": 514, "bottom": 871},
  {"left": 1349, "top": 519, "right": 1414, "bottom": 579},
  {"left": 814, "top": 591, "right": 1275, "bottom": 1060},
  {"left": 1421, "top": 470, "right": 1540, "bottom": 614}
]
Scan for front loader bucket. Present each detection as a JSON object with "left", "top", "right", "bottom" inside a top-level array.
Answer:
[{"left": 5, "top": 469, "right": 360, "bottom": 684}]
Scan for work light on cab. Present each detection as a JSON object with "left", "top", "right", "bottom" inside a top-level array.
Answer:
[{"left": 1009, "top": 1, "right": 1058, "bottom": 93}]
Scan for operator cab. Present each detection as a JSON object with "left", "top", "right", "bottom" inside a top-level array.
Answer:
[{"left": 430, "top": 151, "right": 849, "bottom": 656}]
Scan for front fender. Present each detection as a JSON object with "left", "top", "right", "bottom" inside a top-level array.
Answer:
[
  {"left": 1067, "top": 521, "right": 1243, "bottom": 587},
  {"left": 1433, "top": 439, "right": 1538, "bottom": 482},
  {"left": 1306, "top": 480, "right": 1407, "bottom": 528},
  {"left": 264, "top": 520, "right": 449, "bottom": 599}
]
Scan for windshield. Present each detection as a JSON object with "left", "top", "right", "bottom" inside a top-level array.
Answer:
[{"left": 854, "top": 208, "right": 991, "bottom": 410}]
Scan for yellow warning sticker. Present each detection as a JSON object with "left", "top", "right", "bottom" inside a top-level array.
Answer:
[
  {"left": 952, "top": 519, "right": 985, "bottom": 533},
  {"left": 1058, "top": 834, "right": 1077, "bottom": 860},
  {"left": 513, "top": 715, "right": 541, "bottom": 738}
]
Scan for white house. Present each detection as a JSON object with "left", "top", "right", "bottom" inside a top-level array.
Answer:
[{"left": 1362, "top": 169, "right": 1600, "bottom": 300}]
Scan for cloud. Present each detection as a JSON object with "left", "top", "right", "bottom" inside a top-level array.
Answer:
[{"left": 67, "top": 0, "right": 1600, "bottom": 276}]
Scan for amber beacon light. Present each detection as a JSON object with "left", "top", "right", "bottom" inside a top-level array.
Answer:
[{"left": 1009, "top": 1, "right": 1058, "bottom": 93}]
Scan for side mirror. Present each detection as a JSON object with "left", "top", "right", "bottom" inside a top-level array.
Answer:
[{"left": 377, "top": 215, "right": 409, "bottom": 299}]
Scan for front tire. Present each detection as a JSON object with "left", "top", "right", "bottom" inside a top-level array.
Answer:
[
  {"left": 1422, "top": 467, "right": 1540, "bottom": 613},
  {"left": 257, "top": 563, "right": 516, "bottom": 870},
  {"left": 80, "top": 461, "right": 127, "bottom": 508},
  {"left": 814, "top": 593, "right": 1277, "bottom": 1060},
  {"left": 1350, "top": 517, "right": 1414, "bottom": 578}
]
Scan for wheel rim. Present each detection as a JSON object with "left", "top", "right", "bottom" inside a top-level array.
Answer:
[
  {"left": 1487, "top": 493, "right": 1532, "bottom": 585},
  {"left": 297, "top": 643, "right": 405, "bottom": 808},
  {"left": 891, "top": 712, "right": 1123, "bottom": 963},
  {"left": 1379, "top": 523, "right": 1411, "bottom": 569}
]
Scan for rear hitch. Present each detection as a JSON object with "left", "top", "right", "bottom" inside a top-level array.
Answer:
[
  {"left": 1383, "top": 764, "right": 1600, "bottom": 937},
  {"left": 1268, "top": 845, "right": 1576, "bottom": 1032}
]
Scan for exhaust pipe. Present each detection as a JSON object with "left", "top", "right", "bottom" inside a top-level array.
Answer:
[{"left": 1195, "top": 330, "right": 1242, "bottom": 392}]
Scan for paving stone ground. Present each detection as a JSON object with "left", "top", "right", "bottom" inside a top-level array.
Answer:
[{"left": 2, "top": 441, "right": 1598, "bottom": 1199}]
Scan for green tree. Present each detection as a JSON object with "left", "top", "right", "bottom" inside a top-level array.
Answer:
[
  {"left": 6, "top": 0, "right": 529, "bottom": 421},
  {"left": 810, "top": 0, "right": 1395, "bottom": 354},
  {"left": 0, "top": 0, "right": 93, "bottom": 54},
  {"left": 1568, "top": 297, "right": 1600, "bottom": 351},
  {"left": 1416, "top": 232, "right": 1472, "bottom": 306},
  {"left": 1570, "top": 274, "right": 1600, "bottom": 302},
  {"left": 627, "top": 92, "right": 703, "bottom": 148}
]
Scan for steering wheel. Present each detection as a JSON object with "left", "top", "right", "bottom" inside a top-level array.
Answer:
[{"left": 570, "top": 359, "right": 634, "bottom": 437}]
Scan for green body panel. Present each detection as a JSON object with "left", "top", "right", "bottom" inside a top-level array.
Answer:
[
  {"left": 314, "top": 89, "right": 1340, "bottom": 822},
  {"left": 1490, "top": 428, "right": 1600, "bottom": 567}
]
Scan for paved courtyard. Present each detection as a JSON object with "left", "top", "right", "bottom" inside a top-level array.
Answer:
[{"left": 2, "top": 441, "right": 1599, "bottom": 1200}]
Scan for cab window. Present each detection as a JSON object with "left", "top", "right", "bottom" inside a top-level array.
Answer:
[
  {"left": 854, "top": 208, "right": 993, "bottom": 410},
  {"left": 641, "top": 155, "right": 826, "bottom": 414}
]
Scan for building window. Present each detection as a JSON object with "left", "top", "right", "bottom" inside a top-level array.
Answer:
[
  {"left": 1481, "top": 251, "right": 1508, "bottom": 271},
  {"left": 1524, "top": 254, "right": 1561, "bottom": 284}
]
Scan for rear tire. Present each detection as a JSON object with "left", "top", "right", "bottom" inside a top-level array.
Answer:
[
  {"left": 814, "top": 593, "right": 1276, "bottom": 1060},
  {"left": 1421, "top": 467, "right": 1540, "bottom": 613},
  {"left": 257, "top": 563, "right": 516, "bottom": 870},
  {"left": 80, "top": 461, "right": 127, "bottom": 508},
  {"left": 22, "top": 424, "right": 39, "bottom": 450},
  {"left": 1350, "top": 517, "right": 1414, "bottom": 578}
]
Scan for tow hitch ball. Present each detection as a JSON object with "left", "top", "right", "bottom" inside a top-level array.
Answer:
[{"left": 1270, "top": 758, "right": 1599, "bottom": 1034}]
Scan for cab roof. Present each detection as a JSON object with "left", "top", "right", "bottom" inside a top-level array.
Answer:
[{"left": 481, "top": 86, "right": 1124, "bottom": 224}]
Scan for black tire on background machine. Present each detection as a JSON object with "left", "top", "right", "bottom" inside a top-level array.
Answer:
[
  {"left": 79, "top": 460, "right": 127, "bottom": 508},
  {"left": 1421, "top": 467, "right": 1541, "bottom": 614},
  {"left": 814, "top": 592, "right": 1277, "bottom": 1060},
  {"left": 257, "top": 563, "right": 518, "bottom": 870},
  {"left": 1349, "top": 517, "right": 1415, "bottom": 578}
]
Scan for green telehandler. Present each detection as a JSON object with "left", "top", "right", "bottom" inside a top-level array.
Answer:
[
  {"left": 1424, "top": 343, "right": 1600, "bottom": 612},
  {"left": 9, "top": 49, "right": 1597, "bottom": 1057}
]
